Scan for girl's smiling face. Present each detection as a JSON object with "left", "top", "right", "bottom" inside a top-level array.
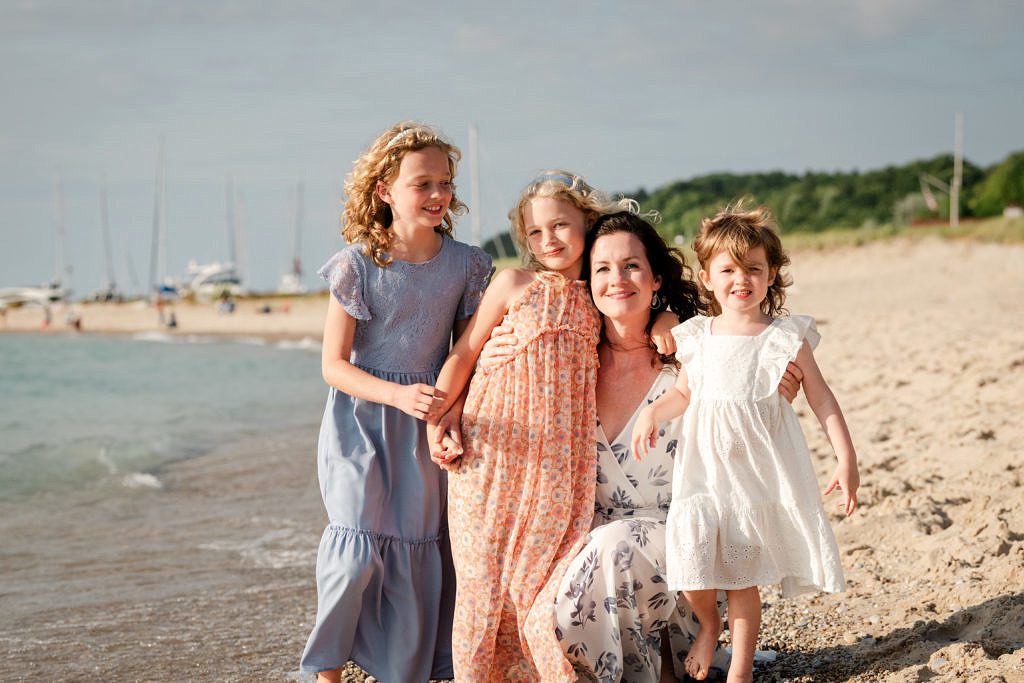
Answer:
[
  {"left": 699, "top": 245, "right": 776, "bottom": 316},
  {"left": 377, "top": 146, "right": 453, "bottom": 234},
  {"left": 522, "top": 197, "right": 587, "bottom": 279},
  {"left": 589, "top": 231, "right": 661, "bottom": 325}
]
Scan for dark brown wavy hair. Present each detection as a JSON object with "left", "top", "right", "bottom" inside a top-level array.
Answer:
[{"left": 585, "top": 211, "right": 705, "bottom": 363}]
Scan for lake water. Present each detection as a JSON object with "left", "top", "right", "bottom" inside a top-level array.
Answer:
[{"left": 0, "top": 332, "right": 325, "bottom": 501}]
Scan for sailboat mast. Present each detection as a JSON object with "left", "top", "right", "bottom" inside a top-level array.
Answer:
[
  {"left": 292, "top": 180, "right": 304, "bottom": 278},
  {"left": 148, "top": 138, "right": 167, "bottom": 295},
  {"left": 100, "top": 178, "right": 116, "bottom": 289},
  {"left": 54, "top": 176, "right": 67, "bottom": 287},
  {"left": 225, "top": 176, "right": 237, "bottom": 265},
  {"left": 469, "top": 123, "right": 481, "bottom": 247}
]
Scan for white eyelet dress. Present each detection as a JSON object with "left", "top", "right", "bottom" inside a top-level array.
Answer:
[{"left": 665, "top": 315, "right": 846, "bottom": 598}]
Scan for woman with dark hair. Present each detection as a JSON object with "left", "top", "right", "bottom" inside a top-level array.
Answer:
[
  {"left": 474, "top": 211, "right": 801, "bottom": 681},
  {"left": 553, "top": 212, "right": 729, "bottom": 682}
]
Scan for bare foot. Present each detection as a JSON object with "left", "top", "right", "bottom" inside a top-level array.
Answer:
[
  {"left": 684, "top": 619, "right": 721, "bottom": 681},
  {"left": 316, "top": 669, "right": 341, "bottom": 683}
]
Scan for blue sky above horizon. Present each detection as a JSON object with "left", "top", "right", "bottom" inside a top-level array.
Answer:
[{"left": 2, "top": 0, "right": 1023, "bottom": 295}]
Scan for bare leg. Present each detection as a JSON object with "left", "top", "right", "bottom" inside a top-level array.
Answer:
[
  {"left": 316, "top": 669, "right": 341, "bottom": 683},
  {"left": 724, "top": 586, "right": 760, "bottom": 683},
  {"left": 682, "top": 589, "right": 722, "bottom": 681}
]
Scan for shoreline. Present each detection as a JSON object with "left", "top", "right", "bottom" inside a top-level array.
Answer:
[
  {"left": 0, "top": 293, "right": 329, "bottom": 341},
  {"left": 1, "top": 237, "right": 1023, "bottom": 681}
]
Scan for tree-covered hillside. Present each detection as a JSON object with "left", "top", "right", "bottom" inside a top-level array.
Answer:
[{"left": 482, "top": 150, "right": 1023, "bottom": 257}]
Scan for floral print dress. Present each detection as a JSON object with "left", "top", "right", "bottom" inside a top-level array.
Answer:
[
  {"left": 448, "top": 271, "right": 601, "bottom": 682},
  {"left": 554, "top": 366, "right": 729, "bottom": 683}
]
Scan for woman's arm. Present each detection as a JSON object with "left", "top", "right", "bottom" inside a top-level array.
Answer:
[
  {"left": 321, "top": 296, "right": 441, "bottom": 419},
  {"left": 794, "top": 340, "right": 860, "bottom": 516}
]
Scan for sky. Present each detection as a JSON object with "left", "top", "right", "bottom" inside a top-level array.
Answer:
[{"left": 2, "top": 0, "right": 1023, "bottom": 296}]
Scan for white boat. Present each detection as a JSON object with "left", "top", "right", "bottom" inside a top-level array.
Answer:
[
  {"left": 182, "top": 259, "right": 242, "bottom": 300},
  {"left": 0, "top": 282, "right": 66, "bottom": 309}
]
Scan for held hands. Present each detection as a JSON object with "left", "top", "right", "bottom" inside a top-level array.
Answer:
[
  {"left": 392, "top": 383, "right": 447, "bottom": 421},
  {"left": 428, "top": 411, "right": 464, "bottom": 471},
  {"left": 630, "top": 407, "right": 659, "bottom": 462},
  {"left": 824, "top": 462, "right": 860, "bottom": 517}
]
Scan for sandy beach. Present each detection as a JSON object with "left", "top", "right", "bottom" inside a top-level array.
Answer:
[{"left": 2, "top": 236, "right": 1023, "bottom": 682}]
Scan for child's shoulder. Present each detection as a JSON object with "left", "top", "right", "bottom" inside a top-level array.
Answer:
[
  {"left": 319, "top": 243, "right": 370, "bottom": 278},
  {"left": 768, "top": 314, "right": 820, "bottom": 351},
  {"left": 670, "top": 314, "right": 712, "bottom": 339}
]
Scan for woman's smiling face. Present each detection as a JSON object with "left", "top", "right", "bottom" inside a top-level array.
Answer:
[{"left": 589, "top": 230, "right": 661, "bottom": 325}]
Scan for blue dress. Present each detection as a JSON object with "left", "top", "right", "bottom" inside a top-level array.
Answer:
[{"left": 300, "top": 236, "right": 492, "bottom": 680}]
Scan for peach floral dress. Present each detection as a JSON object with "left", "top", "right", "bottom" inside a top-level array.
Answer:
[{"left": 448, "top": 271, "right": 601, "bottom": 682}]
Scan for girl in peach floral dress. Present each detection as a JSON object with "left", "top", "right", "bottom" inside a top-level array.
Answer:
[{"left": 427, "top": 172, "right": 635, "bottom": 682}]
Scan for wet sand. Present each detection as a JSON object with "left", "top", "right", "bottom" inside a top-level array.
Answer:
[{"left": 1, "top": 237, "right": 1022, "bottom": 681}]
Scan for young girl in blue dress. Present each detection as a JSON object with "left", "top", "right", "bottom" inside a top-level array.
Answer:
[{"left": 300, "top": 121, "right": 492, "bottom": 682}]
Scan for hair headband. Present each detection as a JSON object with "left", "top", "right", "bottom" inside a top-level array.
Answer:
[
  {"left": 530, "top": 172, "right": 578, "bottom": 188},
  {"left": 384, "top": 128, "right": 416, "bottom": 150}
]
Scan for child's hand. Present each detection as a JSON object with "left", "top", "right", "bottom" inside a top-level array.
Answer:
[
  {"left": 630, "top": 408, "right": 659, "bottom": 461},
  {"left": 428, "top": 412, "right": 463, "bottom": 471},
  {"left": 649, "top": 311, "right": 678, "bottom": 356},
  {"left": 824, "top": 462, "right": 860, "bottom": 516},
  {"left": 393, "top": 383, "right": 445, "bottom": 421},
  {"left": 478, "top": 324, "right": 517, "bottom": 369}
]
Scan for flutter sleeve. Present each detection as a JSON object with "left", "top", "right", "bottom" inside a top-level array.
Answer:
[
  {"left": 756, "top": 314, "right": 819, "bottom": 400},
  {"left": 670, "top": 316, "right": 709, "bottom": 399},
  {"left": 457, "top": 246, "right": 494, "bottom": 320},
  {"left": 318, "top": 247, "right": 371, "bottom": 321}
]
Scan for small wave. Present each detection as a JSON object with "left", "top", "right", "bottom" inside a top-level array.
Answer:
[
  {"left": 97, "top": 447, "right": 118, "bottom": 475},
  {"left": 199, "top": 529, "right": 312, "bottom": 568},
  {"left": 275, "top": 337, "right": 320, "bottom": 352},
  {"left": 132, "top": 331, "right": 176, "bottom": 343},
  {"left": 231, "top": 335, "right": 269, "bottom": 347},
  {"left": 122, "top": 472, "right": 163, "bottom": 489}
]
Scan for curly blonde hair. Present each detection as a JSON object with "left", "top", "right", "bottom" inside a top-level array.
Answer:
[
  {"left": 342, "top": 121, "right": 467, "bottom": 267},
  {"left": 693, "top": 202, "right": 792, "bottom": 317},
  {"left": 508, "top": 170, "right": 637, "bottom": 271}
]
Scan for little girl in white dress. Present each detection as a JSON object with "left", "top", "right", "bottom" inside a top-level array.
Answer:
[{"left": 631, "top": 203, "right": 859, "bottom": 683}]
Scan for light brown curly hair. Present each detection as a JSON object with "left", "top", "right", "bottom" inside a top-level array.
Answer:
[
  {"left": 693, "top": 202, "right": 792, "bottom": 317},
  {"left": 508, "top": 170, "right": 637, "bottom": 271},
  {"left": 341, "top": 121, "right": 467, "bottom": 267}
]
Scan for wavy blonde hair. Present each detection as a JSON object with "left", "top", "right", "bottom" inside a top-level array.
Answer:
[
  {"left": 342, "top": 121, "right": 467, "bottom": 267},
  {"left": 693, "top": 202, "right": 792, "bottom": 316},
  {"left": 508, "top": 169, "right": 637, "bottom": 271}
]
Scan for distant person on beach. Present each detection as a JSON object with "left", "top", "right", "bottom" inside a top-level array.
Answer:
[
  {"left": 631, "top": 204, "right": 859, "bottom": 682},
  {"left": 427, "top": 173, "right": 675, "bottom": 681},
  {"left": 299, "top": 122, "right": 491, "bottom": 683}
]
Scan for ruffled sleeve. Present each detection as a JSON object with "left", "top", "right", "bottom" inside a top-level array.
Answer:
[
  {"left": 755, "top": 314, "right": 819, "bottom": 400},
  {"left": 318, "top": 247, "right": 371, "bottom": 321},
  {"left": 670, "top": 316, "right": 709, "bottom": 400},
  {"left": 457, "top": 246, "right": 494, "bottom": 320}
]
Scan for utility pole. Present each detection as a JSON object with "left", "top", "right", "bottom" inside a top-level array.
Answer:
[{"left": 951, "top": 112, "right": 963, "bottom": 228}]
